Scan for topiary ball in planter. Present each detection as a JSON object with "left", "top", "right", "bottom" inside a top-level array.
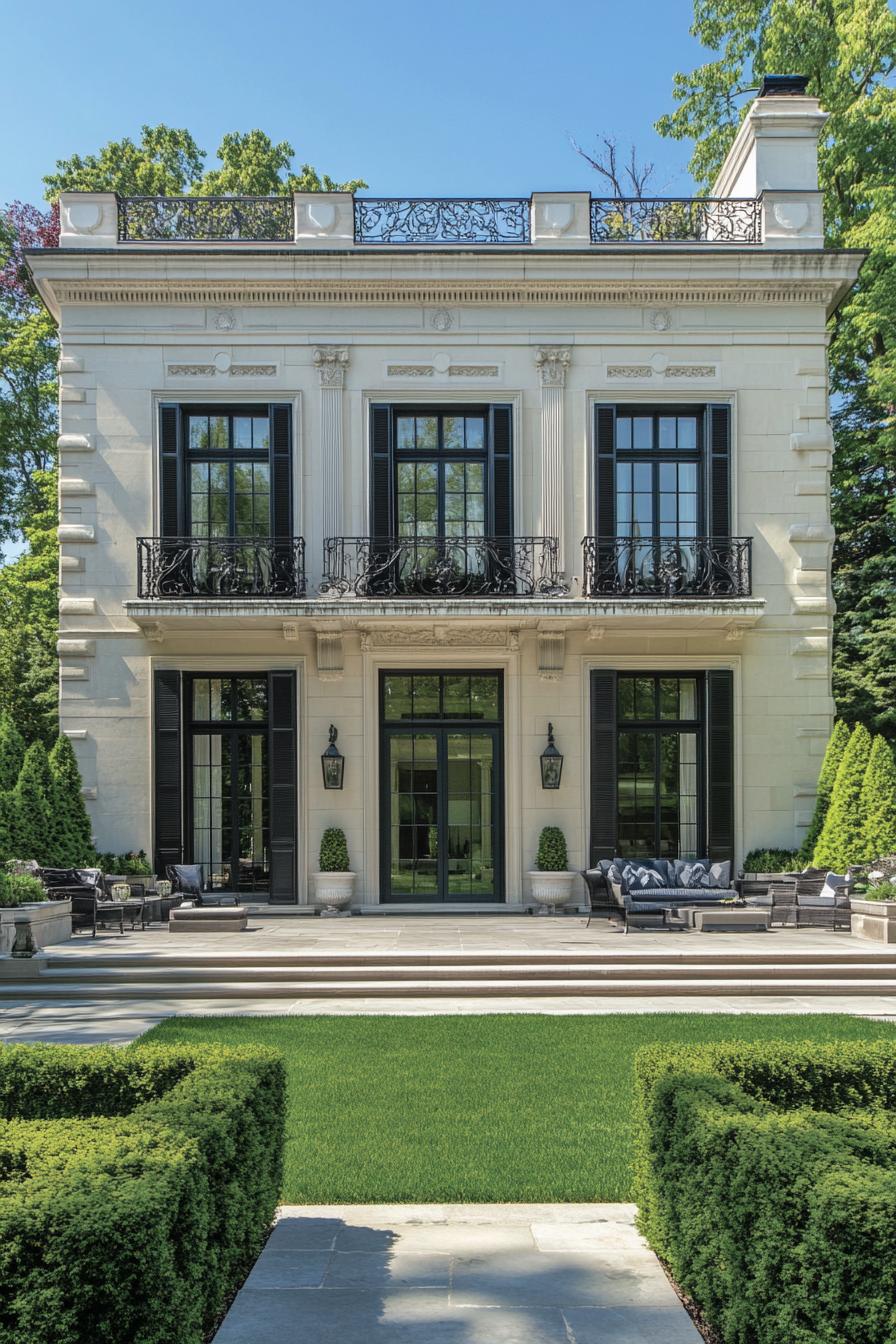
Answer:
[
  {"left": 312, "top": 827, "right": 355, "bottom": 916},
  {"left": 528, "top": 826, "right": 577, "bottom": 914}
]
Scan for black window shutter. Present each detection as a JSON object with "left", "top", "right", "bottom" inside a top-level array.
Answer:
[
  {"left": 589, "top": 669, "right": 618, "bottom": 864},
  {"left": 706, "top": 669, "right": 735, "bottom": 863},
  {"left": 159, "top": 403, "right": 181, "bottom": 537},
  {"left": 707, "top": 404, "right": 731, "bottom": 539},
  {"left": 595, "top": 405, "right": 616, "bottom": 540},
  {"left": 489, "top": 405, "right": 514, "bottom": 537},
  {"left": 153, "top": 670, "right": 183, "bottom": 875},
  {"left": 270, "top": 404, "right": 293, "bottom": 537},
  {"left": 268, "top": 670, "right": 298, "bottom": 903},
  {"left": 370, "top": 405, "right": 393, "bottom": 540}
]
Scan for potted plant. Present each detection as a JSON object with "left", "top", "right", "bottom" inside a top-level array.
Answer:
[
  {"left": 0, "top": 870, "right": 72, "bottom": 954},
  {"left": 312, "top": 827, "right": 355, "bottom": 916},
  {"left": 850, "top": 879, "right": 896, "bottom": 944},
  {"left": 528, "top": 826, "right": 578, "bottom": 914}
]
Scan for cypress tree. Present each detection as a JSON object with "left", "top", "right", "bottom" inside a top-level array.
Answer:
[
  {"left": 813, "top": 724, "right": 874, "bottom": 871},
  {"left": 0, "top": 791, "right": 16, "bottom": 866},
  {"left": 800, "top": 719, "right": 852, "bottom": 862},
  {"left": 0, "top": 714, "right": 25, "bottom": 793},
  {"left": 48, "top": 734, "right": 94, "bottom": 867},
  {"left": 861, "top": 735, "right": 896, "bottom": 862},
  {"left": 13, "top": 742, "right": 56, "bottom": 866}
]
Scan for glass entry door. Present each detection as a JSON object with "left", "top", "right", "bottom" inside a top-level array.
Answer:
[
  {"left": 188, "top": 676, "right": 271, "bottom": 894},
  {"left": 380, "top": 672, "right": 503, "bottom": 902}
]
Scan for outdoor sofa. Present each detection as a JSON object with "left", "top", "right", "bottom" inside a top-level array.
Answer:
[{"left": 583, "top": 858, "right": 739, "bottom": 931}]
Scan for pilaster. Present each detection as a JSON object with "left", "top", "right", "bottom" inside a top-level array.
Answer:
[{"left": 313, "top": 346, "right": 350, "bottom": 541}]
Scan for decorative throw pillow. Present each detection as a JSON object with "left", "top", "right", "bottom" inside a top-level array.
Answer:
[
  {"left": 708, "top": 861, "right": 731, "bottom": 889},
  {"left": 622, "top": 863, "right": 666, "bottom": 892},
  {"left": 683, "top": 862, "right": 716, "bottom": 889},
  {"left": 820, "top": 872, "right": 847, "bottom": 901}
]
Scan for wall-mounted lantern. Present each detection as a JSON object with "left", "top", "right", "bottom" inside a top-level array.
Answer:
[
  {"left": 540, "top": 722, "right": 563, "bottom": 789},
  {"left": 321, "top": 724, "right": 345, "bottom": 790}
]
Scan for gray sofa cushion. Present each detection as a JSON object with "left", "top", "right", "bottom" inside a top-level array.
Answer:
[{"left": 625, "top": 888, "right": 738, "bottom": 911}]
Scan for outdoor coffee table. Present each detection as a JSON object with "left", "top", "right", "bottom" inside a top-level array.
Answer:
[{"left": 688, "top": 906, "right": 772, "bottom": 932}]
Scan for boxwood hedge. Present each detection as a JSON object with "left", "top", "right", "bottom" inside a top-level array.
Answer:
[
  {"left": 0, "top": 1042, "right": 285, "bottom": 1344},
  {"left": 634, "top": 1040, "right": 896, "bottom": 1344}
]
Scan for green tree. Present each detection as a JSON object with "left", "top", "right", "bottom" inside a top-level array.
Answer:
[
  {"left": 0, "top": 713, "right": 25, "bottom": 792},
  {"left": 12, "top": 740, "right": 56, "bottom": 864},
  {"left": 800, "top": 718, "right": 851, "bottom": 860},
  {"left": 0, "top": 790, "right": 16, "bottom": 865},
  {"left": 657, "top": 0, "right": 896, "bottom": 737},
  {"left": 0, "top": 471, "right": 60, "bottom": 743},
  {"left": 43, "top": 125, "right": 206, "bottom": 199},
  {"left": 813, "top": 722, "right": 874, "bottom": 869},
  {"left": 48, "top": 733, "right": 94, "bottom": 866},
  {"left": 860, "top": 734, "right": 896, "bottom": 860},
  {"left": 44, "top": 125, "right": 366, "bottom": 202}
]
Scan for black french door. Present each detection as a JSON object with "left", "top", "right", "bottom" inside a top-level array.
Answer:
[
  {"left": 379, "top": 672, "right": 504, "bottom": 902},
  {"left": 186, "top": 675, "right": 271, "bottom": 894}
]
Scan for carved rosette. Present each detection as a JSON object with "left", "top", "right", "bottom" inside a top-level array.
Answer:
[
  {"left": 313, "top": 346, "right": 350, "bottom": 387},
  {"left": 535, "top": 346, "right": 572, "bottom": 388}
]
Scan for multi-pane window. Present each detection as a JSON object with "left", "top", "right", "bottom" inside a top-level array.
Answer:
[
  {"left": 394, "top": 413, "right": 488, "bottom": 538},
  {"left": 186, "top": 411, "right": 272, "bottom": 538},
  {"left": 614, "top": 410, "right": 702, "bottom": 541},
  {"left": 616, "top": 674, "right": 702, "bottom": 859}
]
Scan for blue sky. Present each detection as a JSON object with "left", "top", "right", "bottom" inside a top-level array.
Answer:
[{"left": 2, "top": 0, "right": 714, "bottom": 207}]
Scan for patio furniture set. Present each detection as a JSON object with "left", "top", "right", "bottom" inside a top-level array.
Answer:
[
  {"left": 582, "top": 859, "right": 852, "bottom": 933},
  {"left": 34, "top": 863, "right": 248, "bottom": 935}
]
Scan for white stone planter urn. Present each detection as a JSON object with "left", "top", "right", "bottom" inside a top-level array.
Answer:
[
  {"left": 850, "top": 898, "right": 896, "bottom": 944},
  {"left": 311, "top": 872, "right": 355, "bottom": 917},
  {"left": 528, "top": 871, "right": 578, "bottom": 915}
]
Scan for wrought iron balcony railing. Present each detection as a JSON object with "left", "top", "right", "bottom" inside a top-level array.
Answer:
[
  {"left": 353, "top": 198, "right": 531, "bottom": 245},
  {"left": 590, "top": 197, "right": 761, "bottom": 244},
  {"left": 321, "top": 536, "right": 567, "bottom": 598},
  {"left": 118, "top": 196, "right": 294, "bottom": 242},
  {"left": 137, "top": 537, "right": 306, "bottom": 599},
  {"left": 582, "top": 536, "right": 752, "bottom": 599}
]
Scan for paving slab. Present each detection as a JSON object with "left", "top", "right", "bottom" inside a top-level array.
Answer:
[{"left": 211, "top": 1204, "right": 701, "bottom": 1344}]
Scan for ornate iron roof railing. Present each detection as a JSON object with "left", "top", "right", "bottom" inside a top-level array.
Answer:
[
  {"left": 118, "top": 196, "right": 294, "bottom": 242},
  {"left": 590, "top": 197, "right": 762, "bottom": 244},
  {"left": 137, "top": 537, "right": 305, "bottom": 598},
  {"left": 321, "top": 536, "right": 567, "bottom": 598},
  {"left": 582, "top": 536, "right": 752, "bottom": 599},
  {"left": 354, "top": 198, "right": 531, "bottom": 245}
]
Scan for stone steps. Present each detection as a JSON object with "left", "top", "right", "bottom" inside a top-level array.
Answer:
[
  {"left": 3, "top": 976, "right": 896, "bottom": 999},
  {"left": 0, "top": 944, "right": 894, "bottom": 998}
]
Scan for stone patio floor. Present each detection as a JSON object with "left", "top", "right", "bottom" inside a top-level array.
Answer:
[{"left": 211, "top": 1203, "right": 702, "bottom": 1344}]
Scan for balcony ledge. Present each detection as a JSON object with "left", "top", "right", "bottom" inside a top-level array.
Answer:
[{"left": 123, "top": 594, "right": 766, "bottom": 635}]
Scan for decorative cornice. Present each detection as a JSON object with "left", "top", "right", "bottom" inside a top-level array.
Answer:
[
  {"left": 47, "top": 279, "right": 839, "bottom": 309},
  {"left": 313, "top": 345, "right": 350, "bottom": 386},
  {"left": 535, "top": 346, "right": 571, "bottom": 387}
]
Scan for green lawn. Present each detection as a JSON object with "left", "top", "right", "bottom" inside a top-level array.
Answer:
[{"left": 145, "top": 1014, "right": 896, "bottom": 1203}]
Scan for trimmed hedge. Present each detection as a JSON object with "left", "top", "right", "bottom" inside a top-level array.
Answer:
[
  {"left": 634, "top": 1041, "right": 896, "bottom": 1344},
  {"left": 0, "top": 1043, "right": 285, "bottom": 1344}
]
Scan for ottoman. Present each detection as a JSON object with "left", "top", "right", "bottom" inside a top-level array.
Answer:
[{"left": 169, "top": 905, "right": 248, "bottom": 933}]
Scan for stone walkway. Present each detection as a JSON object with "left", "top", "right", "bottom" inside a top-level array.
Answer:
[{"left": 211, "top": 1204, "right": 702, "bottom": 1344}]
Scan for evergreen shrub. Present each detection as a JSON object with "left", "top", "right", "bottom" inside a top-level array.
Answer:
[
  {"left": 801, "top": 719, "right": 851, "bottom": 861},
  {"left": 813, "top": 724, "right": 874, "bottom": 871},
  {"left": 634, "top": 1040, "right": 896, "bottom": 1344},
  {"left": 861, "top": 735, "right": 896, "bottom": 862},
  {"left": 48, "top": 735, "right": 94, "bottom": 867},
  {"left": 319, "top": 827, "right": 350, "bottom": 871},
  {"left": 0, "top": 1043, "right": 286, "bottom": 1344},
  {"left": 95, "top": 850, "right": 153, "bottom": 876},
  {"left": 743, "top": 848, "right": 801, "bottom": 873},
  {"left": 535, "top": 826, "right": 568, "bottom": 871},
  {"left": 0, "top": 715, "right": 25, "bottom": 793},
  {"left": 12, "top": 742, "right": 56, "bottom": 865}
]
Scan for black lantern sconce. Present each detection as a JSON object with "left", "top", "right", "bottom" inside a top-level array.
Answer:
[
  {"left": 321, "top": 724, "right": 345, "bottom": 790},
  {"left": 540, "top": 722, "right": 563, "bottom": 789}
]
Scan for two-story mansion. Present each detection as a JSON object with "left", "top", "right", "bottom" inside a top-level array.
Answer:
[{"left": 27, "top": 78, "right": 862, "bottom": 908}]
